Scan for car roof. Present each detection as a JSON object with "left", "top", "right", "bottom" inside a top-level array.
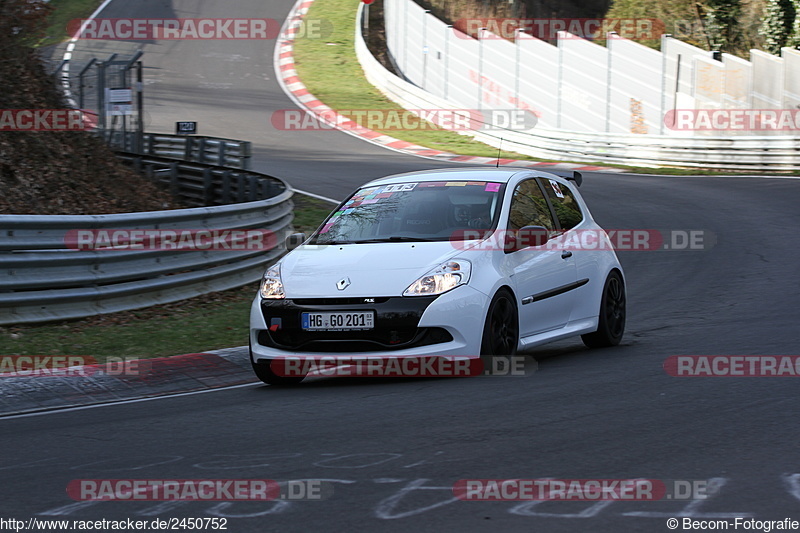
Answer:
[{"left": 363, "top": 167, "right": 554, "bottom": 187}]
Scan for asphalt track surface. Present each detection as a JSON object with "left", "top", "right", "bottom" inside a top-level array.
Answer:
[{"left": 3, "top": 1, "right": 800, "bottom": 531}]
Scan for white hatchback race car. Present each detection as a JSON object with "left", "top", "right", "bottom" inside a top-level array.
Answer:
[{"left": 249, "top": 168, "right": 626, "bottom": 384}]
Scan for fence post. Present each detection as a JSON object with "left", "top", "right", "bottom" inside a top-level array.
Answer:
[
  {"left": 219, "top": 142, "right": 227, "bottom": 167},
  {"left": 514, "top": 28, "right": 522, "bottom": 112},
  {"left": 605, "top": 32, "right": 616, "bottom": 133},
  {"left": 660, "top": 34, "right": 670, "bottom": 135},
  {"left": 403, "top": 0, "right": 408, "bottom": 74},
  {"left": 556, "top": 34, "right": 564, "bottom": 129},
  {"left": 444, "top": 25, "right": 451, "bottom": 100},
  {"left": 97, "top": 61, "right": 105, "bottom": 134},
  {"left": 136, "top": 60, "right": 144, "bottom": 153},
  {"left": 78, "top": 58, "right": 96, "bottom": 111},
  {"left": 478, "top": 27, "right": 486, "bottom": 110}
]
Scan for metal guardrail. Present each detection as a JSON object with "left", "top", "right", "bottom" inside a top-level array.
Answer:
[
  {"left": 110, "top": 133, "right": 252, "bottom": 169},
  {"left": 117, "top": 153, "right": 277, "bottom": 206},
  {"left": 357, "top": 3, "right": 800, "bottom": 170},
  {"left": 0, "top": 159, "right": 293, "bottom": 325}
]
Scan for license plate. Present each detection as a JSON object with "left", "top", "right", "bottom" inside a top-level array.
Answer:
[{"left": 301, "top": 311, "right": 375, "bottom": 331}]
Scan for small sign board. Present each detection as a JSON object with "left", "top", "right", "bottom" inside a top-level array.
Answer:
[
  {"left": 175, "top": 121, "right": 197, "bottom": 135},
  {"left": 108, "top": 88, "right": 132, "bottom": 102},
  {"left": 107, "top": 88, "right": 133, "bottom": 116}
]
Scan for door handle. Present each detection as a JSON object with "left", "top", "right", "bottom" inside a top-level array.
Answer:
[{"left": 561, "top": 250, "right": 573, "bottom": 259}]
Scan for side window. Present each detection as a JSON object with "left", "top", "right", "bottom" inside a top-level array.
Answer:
[
  {"left": 508, "top": 179, "right": 556, "bottom": 232},
  {"left": 541, "top": 179, "right": 584, "bottom": 230}
]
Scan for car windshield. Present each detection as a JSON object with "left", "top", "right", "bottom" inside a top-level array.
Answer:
[{"left": 310, "top": 180, "right": 505, "bottom": 244}]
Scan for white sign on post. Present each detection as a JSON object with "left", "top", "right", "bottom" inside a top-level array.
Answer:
[{"left": 107, "top": 88, "right": 133, "bottom": 116}]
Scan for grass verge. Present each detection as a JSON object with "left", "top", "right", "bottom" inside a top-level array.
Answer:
[
  {"left": 0, "top": 194, "right": 335, "bottom": 362},
  {"left": 38, "top": 0, "right": 103, "bottom": 48},
  {"left": 293, "top": 0, "right": 799, "bottom": 176}
]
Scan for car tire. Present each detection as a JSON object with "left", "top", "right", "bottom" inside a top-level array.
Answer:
[
  {"left": 480, "top": 289, "right": 519, "bottom": 356},
  {"left": 581, "top": 271, "right": 626, "bottom": 348},
  {"left": 249, "top": 343, "right": 305, "bottom": 385}
]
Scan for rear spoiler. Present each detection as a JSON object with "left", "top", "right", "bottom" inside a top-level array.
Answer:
[{"left": 566, "top": 171, "right": 583, "bottom": 187}]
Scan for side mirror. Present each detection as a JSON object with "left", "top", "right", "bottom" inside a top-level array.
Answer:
[
  {"left": 285, "top": 232, "right": 307, "bottom": 251},
  {"left": 503, "top": 225, "right": 549, "bottom": 253}
]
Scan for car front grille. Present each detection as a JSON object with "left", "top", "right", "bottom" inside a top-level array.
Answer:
[{"left": 255, "top": 296, "right": 453, "bottom": 352}]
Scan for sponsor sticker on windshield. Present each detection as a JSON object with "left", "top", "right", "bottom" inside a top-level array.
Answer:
[
  {"left": 381, "top": 183, "right": 417, "bottom": 192},
  {"left": 549, "top": 179, "right": 564, "bottom": 198}
]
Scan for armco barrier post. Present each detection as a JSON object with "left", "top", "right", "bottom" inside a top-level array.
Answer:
[
  {"left": 222, "top": 171, "right": 232, "bottom": 203},
  {"left": 248, "top": 176, "right": 258, "bottom": 202},
  {"left": 198, "top": 138, "right": 207, "bottom": 165},
  {"left": 219, "top": 141, "right": 227, "bottom": 168},
  {"left": 169, "top": 162, "right": 179, "bottom": 196},
  {"left": 184, "top": 136, "right": 194, "bottom": 161},
  {"left": 237, "top": 175, "right": 247, "bottom": 203},
  {"left": 202, "top": 168, "right": 214, "bottom": 205}
]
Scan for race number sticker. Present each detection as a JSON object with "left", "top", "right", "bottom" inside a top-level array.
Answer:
[
  {"left": 381, "top": 183, "right": 417, "bottom": 193},
  {"left": 549, "top": 180, "right": 564, "bottom": 198}
]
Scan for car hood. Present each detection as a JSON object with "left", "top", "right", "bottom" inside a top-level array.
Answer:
[{"left": 280, "top": 241, "right": 463, "bottom": 298}]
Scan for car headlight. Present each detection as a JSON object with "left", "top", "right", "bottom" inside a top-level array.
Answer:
[
  {"left": 403, "top": 260, "right": 471, "bottom": 296},
  {"left": 260, "top": 263, "right": 285, "bottom": 299}
]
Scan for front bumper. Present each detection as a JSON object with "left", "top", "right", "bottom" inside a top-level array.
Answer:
[{"left": 249, "top": 285, "right": 488, "bottom": 361}]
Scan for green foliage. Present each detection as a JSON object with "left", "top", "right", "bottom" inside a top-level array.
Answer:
[
  {"left": 786, "top": 0, "right": 800, "bottom": 46},
  {"left": 704, "top": 0, "right": 742, "bottom": 50},
  {"left": 760, "top": 0, "right": 795, "bottom": 53},
  {"left": 607, "top": 0, "right": 701, "bottom": 49},
  {"left": 607, "top": 0, "right": 770, "bottom": 56},
  {"left": 0, "top": 0, "right": 52, "bottom": 60}
]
